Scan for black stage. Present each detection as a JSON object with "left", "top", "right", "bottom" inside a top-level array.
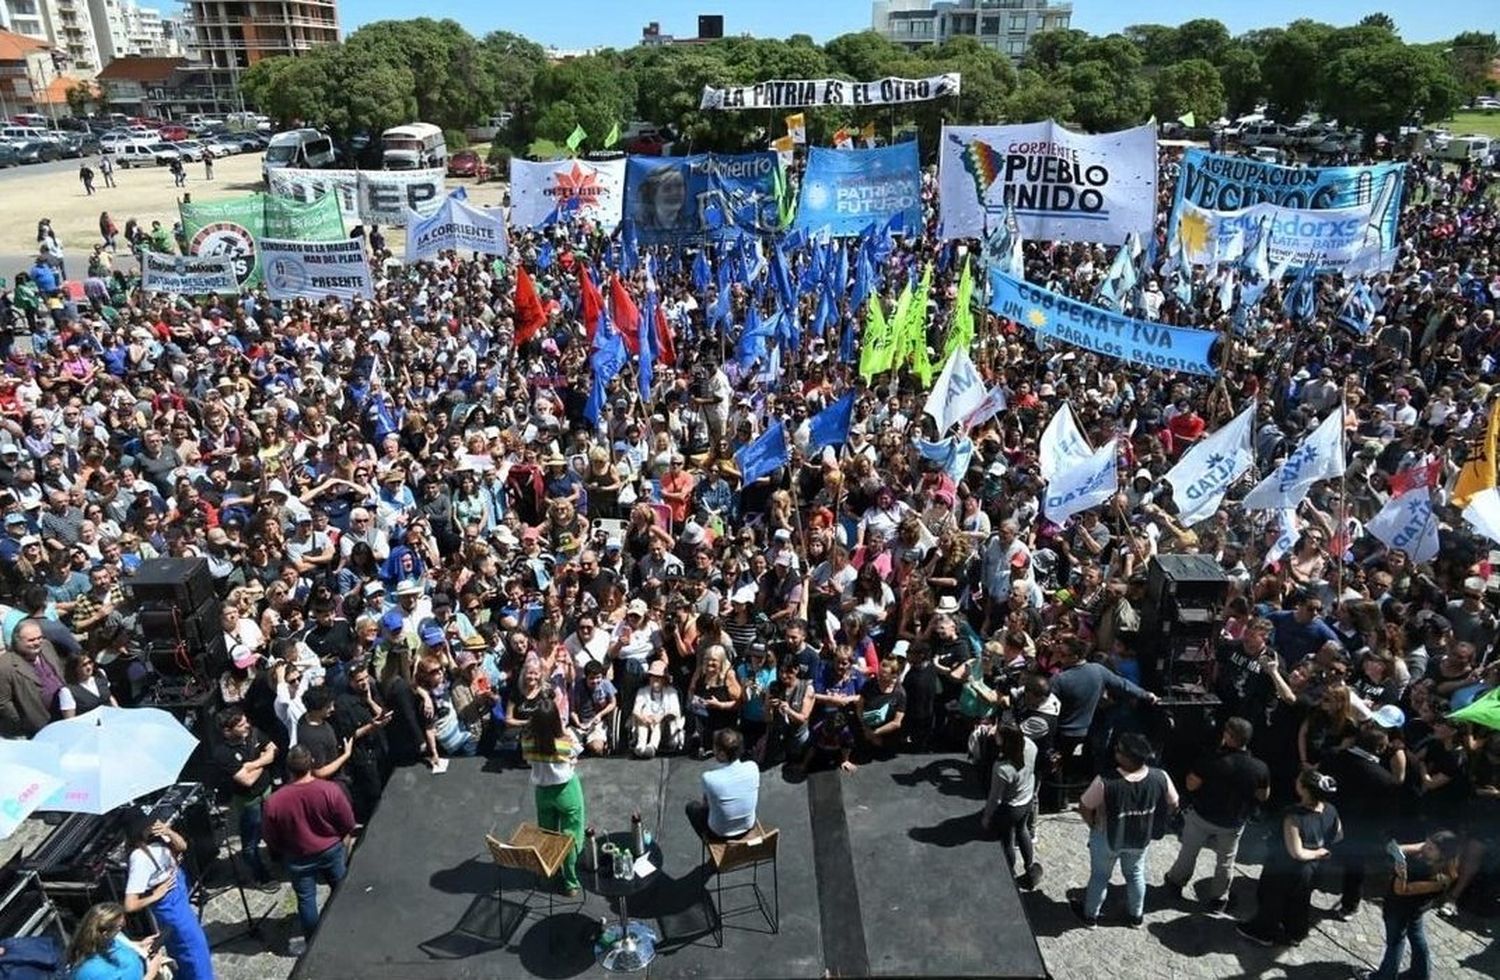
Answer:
[{"left": 292, "top": 754, "right": 1047, "bottom": 979}]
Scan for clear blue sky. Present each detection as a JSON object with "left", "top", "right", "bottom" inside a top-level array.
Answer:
[{"left": 299, "top": 0, "right": 1491, "bottom": 49}]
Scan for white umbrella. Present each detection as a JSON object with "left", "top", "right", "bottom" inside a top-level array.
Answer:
[
  {"left": 33, "top": 706, "right": 201, "bottom": 814},
  {"left": 0, "top": 740, "right": 65, "bottom": 839}
]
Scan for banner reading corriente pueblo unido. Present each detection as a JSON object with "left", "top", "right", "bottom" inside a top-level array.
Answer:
[{"left": 700, "top": 73, "right": 960, "bottom": 110}]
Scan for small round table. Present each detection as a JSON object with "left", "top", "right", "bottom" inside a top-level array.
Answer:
[{"left": 578, "top": 831, "right": 662, "bottom": 972}]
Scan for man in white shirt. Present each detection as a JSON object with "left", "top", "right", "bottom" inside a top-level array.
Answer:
[{"left": 686, "top": 729, "right": 760, "bottom": 843}]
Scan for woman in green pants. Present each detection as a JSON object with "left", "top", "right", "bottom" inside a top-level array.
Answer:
[{"left": 522, "top": 697, "right": 586, "bottom": 896}]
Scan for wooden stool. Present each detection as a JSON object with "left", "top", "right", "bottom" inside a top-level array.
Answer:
[{"left": 703, "top": 821, "right": 779, "bottom": 947}]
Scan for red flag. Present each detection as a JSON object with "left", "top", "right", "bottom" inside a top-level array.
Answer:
[
  {"left": 1389, "top": 458, "right": 1442, "bottom": 497},
  {"left": 655, "top": 304, "right": 676, "bottom": 366},
  {"left": 579, "top": 264, "right": 604, "bottom": 342},
  {"left": 608, "top": 275, "right": 641, "bottom": 356},
  {"left": 513, "top": 264, "right": 548, "bottom": 346}
]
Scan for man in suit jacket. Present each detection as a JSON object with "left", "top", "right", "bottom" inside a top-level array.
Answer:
[{"left": 0, "top": 618, "right": 67, "bottom": 736}]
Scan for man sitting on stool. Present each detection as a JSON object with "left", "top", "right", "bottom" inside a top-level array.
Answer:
[{"left": 686, "top": 729, "right": 760, "bottom": 843}]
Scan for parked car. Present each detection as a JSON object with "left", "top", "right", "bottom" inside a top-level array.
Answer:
[
  {"left": 235, "top": 133, "right": 268, "bottom": 151},
  {"left": 205, "top": 134, "right": 243, "bottom": 155},
  {"left": 114, "top": 141, "right": 180, "bottom": 167},
  {"left": 446, "top": 149, "right": 489, "bottom": 179},
  {"left": 0, "top": 142, "right": 18, "bottom": 168},
  {"left": 14, "top": 140, "right": 58, "bottom": 164},
  {"left": 173, "top": 139, "right": 211, "bottom": 161},
  {"left": 1239, "top": 122, "right": 1293, "bottom": 147},
  {"left": 1473, "top": 96, "right": 1499, "bottom": 112},
  {"left": 159, "top": 124, "right": 190, "bottom": 142}
]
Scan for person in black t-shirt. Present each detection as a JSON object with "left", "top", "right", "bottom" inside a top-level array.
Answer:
[
  {"left": 331, "top": 660, "right": 392, "bottom": 822},
  {"left": 1355, "top": 831, "right": 1460, "bottom": 980},
  {"left": 1163, "top": 717, "right": 1270, "bottom": 913},
  {"left": 899, "top": 644, "right": 940, "bottom": 751},
  {"left": 1326, "top": 728, "right": 1404, "bottom": 917},
  {"left": 295, "top": 686, "right": 352, "bottom": 778},
  {"left": 303, "top": 601, "right": 357, "bottom": 689},
  {"left": 1214, "top": 617, "right": 1280, "bottom": 723},
  {"left": 1238, "top": 769, "right": 1342, "bottom": 946},
  {"left": 210, "top": 707, "right": 277, "bottom": 884},
  {"left": 855, "top": 656, "right": 906, "bottom": 759}
]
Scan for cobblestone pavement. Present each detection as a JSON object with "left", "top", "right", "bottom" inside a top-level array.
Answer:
[{"left": 7, "top": 803, "right": 1497, "bottom": 979}]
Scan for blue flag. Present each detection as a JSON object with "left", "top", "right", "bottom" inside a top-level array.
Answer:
[
  {"left": 639, "top": 266, "right": 658, "bottom": 403},
  {"left": 850, "top": 235, "right": 872, "bottom": 314},
  {"left": 1283, "top": 258, "right": 1318, "bottom": 322},
  {"left": 736, "top": 420, "right": 790, "bottom": 485},
  {"left": 584, "top": 310, "right": 627, "bottom": 425},
  {"left": 807, "top": 392, "right": 854, "bottom": 453},
  {"left": 770, "top": 236, "right": 796, "bottom": 312},
  {"left": 736, "top": 305, "right": 773, "bottom": 371},
  {"left": 621, "top": 220, "right": 640, "bottom": 275},
  {"left": 1336, "top": 280, "right": 1378, "bottom": 335},
  {"left": 537, "top": 240, "right": 553, "bottom": 271},
  {"left": 692, "top": 250, "right": 710, "bottom": 293},
  {"left": 915, "top": 435, "right": 975, "bottom": 483}
]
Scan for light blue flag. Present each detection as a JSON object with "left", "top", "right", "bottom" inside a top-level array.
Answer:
[
  {"left": 735, "top": 305, "right": 773, "bottom": 370},
  {"left": 692, "top": 250, "right": 710, "bottom": 293},
  {"left": 583, "top": 309, "right": 626, "bottom": 425},
  {"left": 1241, "top": 216, "right": 1271, "bottom": 281},
  {"left": 807, "top": 392, "right": 855, "bottom": 454},
  {"left": 770, "top": 236, "right": 796, "bottom": 312},
  {"left": 1336, "top": 280, "right": 1378, "bottom": 335},
  {"left": 736, "top": 420, "right": 790, "bottom": 485},
  {"left": 1217, "top": 266, "right": 1237, "bottom": 313},
  {"left": 915, "top": 435, "right": 975, "bottom": 483},
  {"left": 1283, "top": 258, "right": 1318, "bottom": 322},
  {"left": 621, "top": 219, "right": 640, "bottom": 274}
]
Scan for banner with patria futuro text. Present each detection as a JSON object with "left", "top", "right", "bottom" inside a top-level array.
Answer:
[{"left": 701, "top": 73, "right": 960, "bottom": 110}]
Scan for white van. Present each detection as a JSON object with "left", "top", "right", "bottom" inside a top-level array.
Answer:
[
  {"left": 0, "top": 126, "right": 62, "bottom": 145},
  {"left": 262, "top": 128, "right": 336, "bottom": 182},
  {"left": 1437, "top": 134, "right": 1493, "bottom": 163},
  {"left": 114, "top": 141, "right": 180, "bottom": 168},
  {"left": 381, "top": 123, "right": 446, "bottom": 170}
]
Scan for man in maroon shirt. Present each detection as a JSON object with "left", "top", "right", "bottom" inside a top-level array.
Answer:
[{"left": 262, "top": 745, "right": 356, "bottom": 940}]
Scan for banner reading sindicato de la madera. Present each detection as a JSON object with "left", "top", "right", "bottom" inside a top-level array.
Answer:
[
  {"left": 989, "top": 268, "right": 1219, "bottom": 376},
  {"left": 700, "top": 73, "right": 960, "bottom": 110},
  {"left": 259, "top": 238, "right": 374, "bottom": 303}
]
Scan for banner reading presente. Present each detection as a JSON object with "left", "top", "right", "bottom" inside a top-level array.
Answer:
[
  {"left": 1171, "top": 149, "right": 1405, "bottom": 258},
  {"left": 407, "top": 195, "right": 509, "bottom": 260},
  {"left": 701, "top": 73, "right": 960, "bottom": 110},
  {"left": 1170, "top": 198, "right": 1395, "bottom": 274},
  {"left": 259, "top": 238, "right": 374, "bottom": 303},
  {"left": 989, "top": 268, "right": 1218, "bottom": 376},
  {"left": 141, "top": 252, "right": 240, "bottom": 295},
  {"left": 180, "top": 192, "right": 345, "bottom": 288},
  {"left": 266, "top": 168, "right": 445, "bottom": 226},
  {"left": 792, "top": 142, "right": 921, "bottom": 239},
  {"left": 940, "top": 121, "right": 1157, "bottom": 244},
  {"left": 509, "top": 157, "right": 627, "bottom": 231},
  {"left": 625, "top": 152, "right": 782, "bottom": 243}
]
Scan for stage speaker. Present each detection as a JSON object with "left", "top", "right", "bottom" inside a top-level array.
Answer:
[
  {"left": 1146, "top": 554, "right": 1230, "bottom": 616},
  {"left": 138, "top": 597, "right": 222, "bottom": 648},
  {"left": 126, "top": 558, "right": 215, "bottom": 609}
]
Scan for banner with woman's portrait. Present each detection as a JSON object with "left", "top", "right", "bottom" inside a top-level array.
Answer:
[{"left": 623, "top": 152, "right": 782, "bottom": 243}]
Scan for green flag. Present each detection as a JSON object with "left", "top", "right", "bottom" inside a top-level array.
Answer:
[
  {"left": 604, "top": 122, "right": 620, "bottom": 148},
  {"left": 1450, "top": 687, "right": 1500, "bottom": 732},
  {"left": 858, "top": 295, "right": 892, "bottom": 381},
  {"left": 566, "top": 124, "right": 587, "bottom": 153},
  {"left": 887, "top": 282, "right": 914, "bottom": 369},
  {"left": 907, "top": 263, "right": 935, "bottom": 387},
  {"left": 943, "top": 257, "right": 975, "bottom": 365},
  {"left": 180, "top": 191, "right": 343, "bottom": 289},
  {"left": 1177, "top": 111, "right": 1195, "bottom": 129},
  {"left": 771, "top": 160, "right": 793, "bottom": 229}
]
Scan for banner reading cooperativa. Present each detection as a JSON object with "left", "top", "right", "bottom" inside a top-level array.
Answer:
[
  {"left": 939, "top": 121, "right": 1157, "bottom": 244},
  {"left": 141, "top": 252, "right": 239, "bottom": 295},
  {"left": 259, "top": 238, "right": 374, "bottom": 303},
  {"left": 509, "top": 158, "right": 626, "bottom": 231},
  {"left": 792, "top": 142, "right": 921, "bottom": 239},
  {"left": 1170, "top": 198, "right": 1395, "bottom": 274},
  {"left": 407, "top": 195, "right": 509, "bottom": 260},
  {"left": 267, "top": 168, "right": 445, "bottom": 226},
  {"left": 701, "top": 73, "right": 960, "bottom": 110},
  {"left": 989, "top": 268, "right": 1219, "bottom": 376}
]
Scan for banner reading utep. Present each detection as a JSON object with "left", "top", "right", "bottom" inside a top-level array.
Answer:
[
  {"left": 141, "top": 252, "right": 239, "bottom": 295},
  {"left": 259, "top": 238, "right": 374, "bottom": 303},
  {"left": 1171, "top": 198, "right": 1395, "bottom": 274},
  {"left": 509, "top": 157, "right": 626, "bottom": 232},
  {"left": 407, "top": 195, "right": 509, "bottom": 260},
  {"left": 701, "top": 73, "right": 960, "bottom": 110},
  {"left": 1171, "top": 149, "right": 1405, "bottom": 257},
  {"left": 988, "top": 268, "right": 1219, "bottom": 376},
  {"left": 267, "top": 168, "right": 445, "bottom": 226},
  {"left": 625, "top": 152, "right": 781, "bottom": 243},
  {"left": 792, "top": 142, "right": 920, "bottom": 239},
  {"left": 939, "top": 121, "right": 1157, "bottom": 244}
]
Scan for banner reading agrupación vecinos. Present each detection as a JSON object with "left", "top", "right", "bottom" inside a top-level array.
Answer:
[
  {"left": 700, "top": 73, "right": 960, "bottom": 110},
  {"left": 141, "top": 252, "right": 240, "bottom": 295},
  {"left": 267, "top": 168, "right": 445, "bottom": 226},
  {"left": 939, "top": 120, "right": 1157, "bottom": 244}
]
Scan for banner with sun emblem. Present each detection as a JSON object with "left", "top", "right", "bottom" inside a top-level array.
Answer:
[
  {"left": 938, "top": 121, "right": 1156, "bottom": 244},
  {"left": 792, "top": 142, "right": 920, "bottom": 239},
  {"left": 988, "top": 268, "right": 1219, "bottom": 376},
  {"left": 1169, "top": 197, "right": 1395, "bottom": 275},
  {"left": 510, "top": 157, "right": 627, "bottom": 231}
]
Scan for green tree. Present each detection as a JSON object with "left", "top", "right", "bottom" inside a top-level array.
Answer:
[
  {"left": 1217, "top": 44, "right": 1262, "bottom": 118},
  {"left": 1449, "top": 31, "right": 1499, "bottom": 99},
  {"left": 1321, "top": 42, "right": 1461, "bottom": 140},
  {"left": 1021, "top": 28, "right": 1092, "bottom": 75},
  {"left": 1256, "top": 21, "right": 1332, "bottom": 119},
  {"left": 1061, "top": 59, "right": 1150, "bottom": 131},
  {"left": 824, "top": 30, "right": 905, "bottom": 81},
  {"left": 1358, "top": 13, "right": 1397, "bottom": 33},
  {"left": 1172, "top": 18, "right": 1231, "bottom": 64},
  {"left": 344, "top": 19, "right": 492, "bottom": 131},
  {"left": 1123, "top": 24, "right": 1177, "bottom": 67},
  {"left": 1152, "top": 58, "right": 1225, "bottom": 124},
  {"left": 1004, "top": 68, "right": 1074, "bottom": 123},
  {"left": 533, "top": 52, "right": 636, "bottom": 149}
]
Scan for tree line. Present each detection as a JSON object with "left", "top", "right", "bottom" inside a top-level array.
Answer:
[{"left": 239, "top": 15, "right": 1495, "bottom": 156}]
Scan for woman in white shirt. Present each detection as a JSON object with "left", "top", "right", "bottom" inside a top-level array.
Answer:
[
  {"left": 121, "top": 813, "right": 213, "bottom": 980},
  {"left": 522, "top": 698, "right": 586, "bottom": 897},
  {"left": 631, "top": 662, "right": 684, "bottom": 758}
]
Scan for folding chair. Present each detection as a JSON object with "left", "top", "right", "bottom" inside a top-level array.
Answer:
[{"left": 484, "top": 824, "right": 576, "bottom": 947}]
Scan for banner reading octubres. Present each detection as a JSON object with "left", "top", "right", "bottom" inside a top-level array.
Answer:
[{"left": 701, "top": 73, "right": 960, "bottom": 110}]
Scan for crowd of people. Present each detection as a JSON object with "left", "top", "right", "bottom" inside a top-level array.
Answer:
[{"left": 0, "top": 133, "right": 1495, "bottom": 980}]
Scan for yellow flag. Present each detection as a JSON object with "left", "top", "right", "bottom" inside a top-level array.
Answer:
[
  {"left": 859, "top": 120, "right": 877, "bottom": 146},
  {"left": 785, "top": 112, "right": 806, "bottom": 144},
  {"left": 859, "top": 295, "right": 892, "bottom": 381},
  {"left": 1453, "top": 399, "right": 1500, "bottom": 507}
]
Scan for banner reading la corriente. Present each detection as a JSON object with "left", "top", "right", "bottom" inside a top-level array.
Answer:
[
  {"left": 1170, "top": 198, "right": 1395, "bottom": 274},
  {"left": 510, "top": 157, "right": 626, "bottom": 231},
  {"left": 939, "top": 120, "right": 1156, "bottom": 244},
  {"left": 407, "top": 195, "right": 509, "bottom": 260},
  {"left": 266, "top": 168, "right": 445, "bottom": 226},
  {"left": 180, "top": 192, "right": 345, "bottom": 287},
  {"left": 1172, "top": 149, "right": 1405, "bottom": 256},
  {"left": 259, "top": 238, "right": 374, "bottom": 303},
  {"left": 701, "top": 73, "right": 960, "bottom": 110},
  {"left": 989, "top": 268, "right": 1219, "bottom": 376},
  {"left": 625, "top": 152, "right": 781, "bottom": 243},
  {"left": 792, "top": 142, "right": 920, "bottom": 238},
  {"left": 141, "top": 252, "right": 239, "bottom": 295}
]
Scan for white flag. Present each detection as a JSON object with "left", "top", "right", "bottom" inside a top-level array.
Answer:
[
  {"left": 923, "top": 347, "right": 984, "bottom": 433},
  {"left": 1241, "top": 408, "right": 1345, "bottom": 511},
  {"left": 1463, "top": 487, "right": 1500, "bottom": 545},
  {"left": 1039, "top": 404, "right": 1092, "bottom": 484},
  {"left": 959, "top": 384, "right": 1008, "bottom": 432},
  {"left": 1264, "top": 508, "right": 1301, "bottom": 567},
  {"left": 1044, "top": 438, "right": 1119, "bottom": 525},
  {"left": 1368, "top": 486, "right": 1439, "bottom": 563},
  {"left": 1165, "top": 403, "right": 1257, "bottom": 526}
]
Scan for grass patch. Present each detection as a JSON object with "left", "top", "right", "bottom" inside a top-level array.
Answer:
[
  {"left": 526, "top": 138, "right": 565, "bottom": 159},
  {"left": 1443, "top": 110, "right": 1500, "bottom": 138}
]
